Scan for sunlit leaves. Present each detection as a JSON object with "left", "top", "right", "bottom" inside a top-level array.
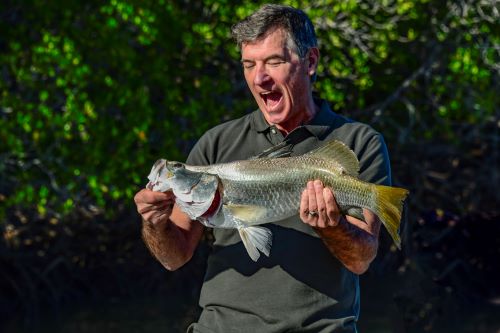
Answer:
[
  {"left": 100, "top": 0, "right": 158, "bottom": 45},
  {"left": 1, "top": 0, "right": 498, "bottom": 223}
]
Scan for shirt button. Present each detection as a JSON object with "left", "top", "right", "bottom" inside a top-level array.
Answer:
[{"left": 271, "top": 128, "right": 277, "bottom": 134}]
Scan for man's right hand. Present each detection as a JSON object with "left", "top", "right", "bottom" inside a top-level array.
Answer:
[
  {"left": 134, "top": 189, "right": 175, "bottom": 226},
  {"left": 135, "top": 188, "right": 203, "bottom": 271}
]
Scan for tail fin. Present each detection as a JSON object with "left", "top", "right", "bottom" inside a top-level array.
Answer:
[{"left": 373, "top": 185, "right": 409, "bottom": 249}]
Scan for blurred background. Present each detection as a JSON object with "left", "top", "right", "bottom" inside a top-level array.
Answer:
[{"left": 1, "top": 0, "right": 499, "bottom": 332}]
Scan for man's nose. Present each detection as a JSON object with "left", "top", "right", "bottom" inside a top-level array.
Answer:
[{"left": 254, "top": 64, "right": 271, "bottom": 86}]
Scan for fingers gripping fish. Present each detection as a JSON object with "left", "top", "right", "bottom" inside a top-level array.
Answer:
[{"left": 146, "top": 140, "right": 409, "bottom": 262}]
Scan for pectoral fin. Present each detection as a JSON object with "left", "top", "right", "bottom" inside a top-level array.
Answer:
[
  {"left": 344, "top": 206, "right": 366, "bottom": 222},
  {"left": 239, "top": 226, "right": 273, "bottom": 261},
  {"left": 225, "top": 204, "right": 269, "bottom": 224}
]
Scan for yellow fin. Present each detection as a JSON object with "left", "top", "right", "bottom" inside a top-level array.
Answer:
[
  {"left": 225, "top": 204, "right": 268, "bottom": 224},
  {"left": 307, "top": 140, "right": 359, "bottom": 176},
  {"left": 373, "top": 185, "right": 409, "bottom": 249}
]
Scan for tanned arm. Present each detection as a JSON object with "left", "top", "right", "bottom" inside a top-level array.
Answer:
[
  {"left": 313, "top": 212, "right": 380, "bottom": 274},
  {"left": 135, "top": 189, "right": 204, "bottom": 271}
]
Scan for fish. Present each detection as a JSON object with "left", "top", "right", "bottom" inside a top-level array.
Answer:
[{"left": 146, "top": 140, "right": 409, "bottom": 261}]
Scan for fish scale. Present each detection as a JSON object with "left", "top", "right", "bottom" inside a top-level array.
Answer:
[
  {"left": 202, "top": 156, "right": 374, "bottom": 224},
  {"left": 147, "top": 140, "right": 409, "bottom": 261}
]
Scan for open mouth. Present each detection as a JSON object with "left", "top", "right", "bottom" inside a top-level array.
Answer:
[{"left": 260, "top": 91, "right": 283, "bottom": 110}]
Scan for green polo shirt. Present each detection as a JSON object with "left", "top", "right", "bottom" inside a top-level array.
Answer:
[{"left": 186, "top": 99, "right": 392, "bottom": 333}]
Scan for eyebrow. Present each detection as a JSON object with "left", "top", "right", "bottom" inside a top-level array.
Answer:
[{"left": 241, "top": 53, "right": 287, "bottom": 63}]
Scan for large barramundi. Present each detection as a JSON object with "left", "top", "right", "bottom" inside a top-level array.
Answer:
[{"left": 146, "top": 140, "right": 408, "bottom": 261}]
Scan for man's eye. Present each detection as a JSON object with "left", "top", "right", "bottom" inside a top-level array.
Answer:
[
  {"left": 243, "top": 63, "right": 255, "bottom": 69},
  {"left": 267, "top": 61, "right": 284, "bottom": 67}
]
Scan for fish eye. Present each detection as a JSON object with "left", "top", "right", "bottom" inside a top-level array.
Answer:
[{"left": 172, "top": 162, "right": 183, "bottom": 169}]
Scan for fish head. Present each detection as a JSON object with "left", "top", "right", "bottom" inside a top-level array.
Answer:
[
  {"left": 147, "top": 159, "right": 220, "bottom": 220},
  {"left": 146, "top": 159, "right": 203, "bottom": 195}
]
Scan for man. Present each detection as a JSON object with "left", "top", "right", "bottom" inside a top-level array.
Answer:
[{"left": 134, "top": 4, "right": 392, "bottom": 332}]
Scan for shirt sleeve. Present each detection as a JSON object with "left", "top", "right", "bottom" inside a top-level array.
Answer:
[
  {"left": 186, "top": 132, "right": 212, "bottom": 166},
  {"left": 357, "top": 133, "right": 392, "bottom": 186}
]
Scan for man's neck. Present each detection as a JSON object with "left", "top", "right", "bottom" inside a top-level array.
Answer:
[{"left": 274, "top": 101, "right": 319, "bottom": 135}]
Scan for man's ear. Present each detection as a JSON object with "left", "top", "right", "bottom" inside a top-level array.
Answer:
[{"left": 307, "top": 47, "right": 320, "bottom": 77}]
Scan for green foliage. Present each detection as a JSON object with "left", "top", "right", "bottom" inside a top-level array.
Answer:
[
  {"left": 1, "top": 0, "right": 498, "bottom": 221},
  {"left": 1, "top": 1, "right": 499, "bottom": 331},
  {"left": 0, "top": 0, "right": 244, "bottom": 219}
]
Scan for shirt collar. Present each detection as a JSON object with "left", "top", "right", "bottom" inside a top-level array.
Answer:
[
  {"left": 250, "top": 108, "right": 271, "bottom": 133},
  {"left": 303, "top": 98, "right": 337, "bottom": 139}
]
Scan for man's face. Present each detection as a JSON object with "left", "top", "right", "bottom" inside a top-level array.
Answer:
[{"left": 241, "top": 28, "right": 317, "bottom": 132}]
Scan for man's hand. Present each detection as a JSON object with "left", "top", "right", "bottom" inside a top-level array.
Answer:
[
  {"left": 300, "top": 180, "right": 341, "bottom": 228},
  {"left": 299, "top": 179, "right": 380, "bottom": 274},
  {"left": 134, "top": 188, "right": 204, "bottom": 271},
  {"left": 134, "top": 189, "right": 175, "bottom": 226}
]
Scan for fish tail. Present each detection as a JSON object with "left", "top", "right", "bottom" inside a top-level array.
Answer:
[{"left": 373, "top": 185, "right": 409, "bottom": 249}]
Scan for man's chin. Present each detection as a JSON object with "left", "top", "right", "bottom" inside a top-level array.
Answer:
[{"left": 263, "top": 111, "right": 286, "bottom": 125}]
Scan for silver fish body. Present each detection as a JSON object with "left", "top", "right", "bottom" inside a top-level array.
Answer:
[{"left": 147, "top": 140, "right": 409, "bottom": 261}]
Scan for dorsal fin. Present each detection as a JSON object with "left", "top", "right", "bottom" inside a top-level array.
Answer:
[
  {"left": 250, "top": 141, "right": 292, "bottom": 159},
  {"left": 306, "top": 140, "right": 360, "bottom": 176}
]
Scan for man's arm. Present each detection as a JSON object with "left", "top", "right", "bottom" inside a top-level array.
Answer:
[
  {"left": 313, "top": 213, "right": 379, "bottom": 275},
  {"left": 300, "top": 180, "right": 380, "bottom": 275},
  {"left": 135, "top": 189, "right": 205, "bottom": 271}
]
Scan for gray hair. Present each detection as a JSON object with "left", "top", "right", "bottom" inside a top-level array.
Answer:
[{"left": 231, "top": 4, "right": 317, "bottom": 59}]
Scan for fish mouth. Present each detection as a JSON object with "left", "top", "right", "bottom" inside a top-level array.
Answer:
[
  {"left": 147, "top": 159, "right": 172, "bottom": 191},
  {"left": 260, "top": 90, "right": 283, "bottom": 111}
]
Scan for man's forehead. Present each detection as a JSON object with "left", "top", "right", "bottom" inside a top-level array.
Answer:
[
  {"left": 243, "top": 27, "right": 289, "bottom": 47},
  {"left": 241, "top": 28, "right": 291, "bottom": 58}
]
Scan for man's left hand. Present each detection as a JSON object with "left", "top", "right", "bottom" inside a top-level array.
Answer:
[{"left": 300, "top": 180, "right": 341, "bottom": 228}]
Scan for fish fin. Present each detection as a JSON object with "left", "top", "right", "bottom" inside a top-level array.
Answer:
[
  {"left": 307, "top": 140, "right": 360, "bottom": 176},
  {"left": 250, "top": 142, "right": 293, "bottom": 159},
  {"left": 344, "top": 206, "right": 366, "bottom": 222},
  {"left": 373, "top": 185, "right": 409, "bottom": 249},
  {"left": 225, "top": 204, "right": 269, "bottom": 224},
  {"left": 239, "top": 226, "right": 273, "bottom": 261}
]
